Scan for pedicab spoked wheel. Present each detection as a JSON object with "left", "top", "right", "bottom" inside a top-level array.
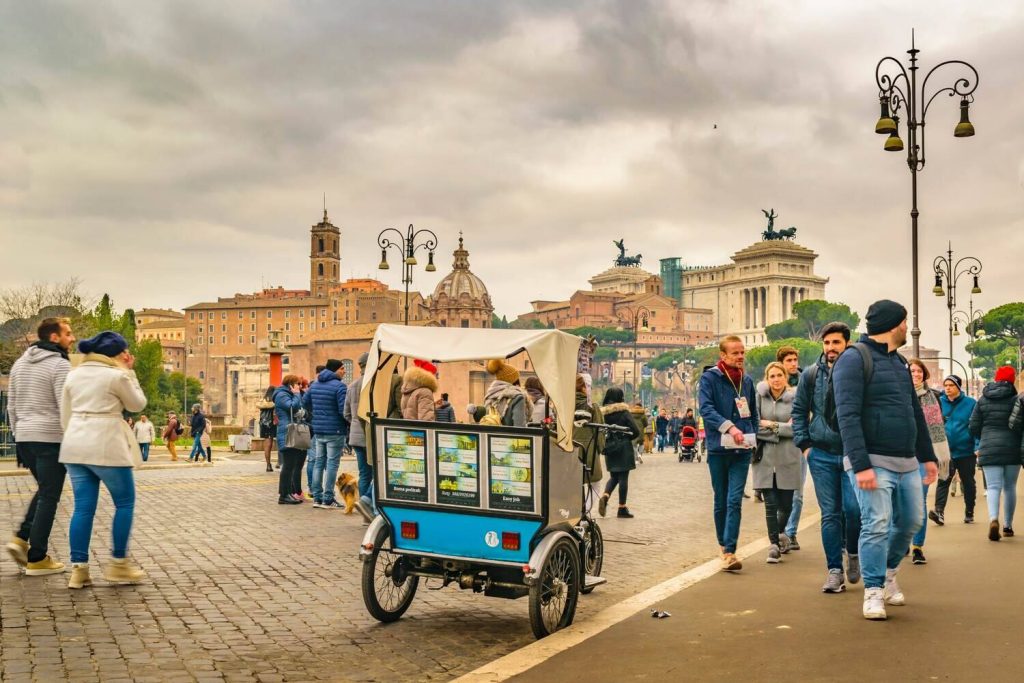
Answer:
[
  {"left": 529, "top": 536, "right": 581, "bottom": 638},
  {"left": 580, "top": 521, "right": 604, "bottom": 595},
  {"left": 362, "top": 524, "right": 419, "bottom": 623}
]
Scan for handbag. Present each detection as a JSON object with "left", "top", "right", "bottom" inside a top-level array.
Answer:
[
  {"left": 752, "top": 440, "right": 765, "bottom": 464},
  {"left": 285, "top": 407, "right": 311, "bottom": 450}
]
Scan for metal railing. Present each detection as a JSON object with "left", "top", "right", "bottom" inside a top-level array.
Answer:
[{"left": 0, "top": 390, "right": 14, "bottom": 460}]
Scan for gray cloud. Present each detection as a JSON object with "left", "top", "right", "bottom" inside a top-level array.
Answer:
[{"left": 1, "top": 0, "right": 1022, "bottom": 366}]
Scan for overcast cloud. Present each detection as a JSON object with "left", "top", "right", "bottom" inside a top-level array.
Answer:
[{"left": 1, "top": 0, "right": 1022, "bottom": 365}]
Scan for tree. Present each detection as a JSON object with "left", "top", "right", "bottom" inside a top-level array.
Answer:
[
  {"left": 491, "top": 314, "right": 510, "bottom": 329},
  {"left": 977, "top": 303, "right": 1024, "bottom": 368},
  {"left": 743, "top": 338, "right": 823, "bottom": 382},
  {"left": 966, "top": 337, "right": 1015, "bottom": 381},
  {"left": 0, "top": 278, "right": 92, "bottom": 323},
  {"left": 564, "top": 326, "right": 636, "bottom": 344},
  {"left": 132, "top": 339, "right": 165, "bottom": 401},
  {"left": 765, "top": 300, "right": 860, "bottom": 342}
]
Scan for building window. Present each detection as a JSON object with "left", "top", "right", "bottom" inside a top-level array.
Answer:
[
  {"left": 285, "top": 335, "right": 290, "bottom": 343},
  {"left": 198, "top": 325, "right": 204, "bottom": 333},
  {"left": 221, "top": 324, "right": 226, "bottom": 332},
  {"left": 250, "top": 311, "right": 256, "bottom": 319},
  {"left": 266, "top": 323, "right": 271, "bottom": 331},
  {"left": 461, "top": 320, "right": 469, "bottom": 328},
  {"left": 321, "top": 309, "right": 326, "bottom": 317},
  {"left": 221, "top": 312, "right": 227, "bottom": 320},
  {"left": 237, "top": 324, "right": 242, "bottom": 332},
  {"left": 299, "top": 322, "right": 304, "bottom": 331},
  {"left": 321, "top": 321, "right": 325, "bottom": 328},
  {"left": 267, "top": 311, "right": 272, "bottom": 318},
  {"left": 238, "top": 311, "right": 243, "bottom": 319},
  {"left": 250, "top": 324, "right": 256, "bottom": 332},
  {"left": 285, "top": 322, "right": 290, "bottom": 331},
  {"left": 189, "top": 312, "right": 195, "bottom": 320},
  {"left": 198, "top": 336, "right": 203, "bottom": 346},
  {"left": 284, "top": 310, "right": 290, "bottom": 319},
  {"left": 238, "top": 336, "right": 242, "bottom": 344},
  {"left": 221, "top": 336, "right": 226, "bottom": 344},
  {"left": 208, "top": 336, "right": 214, "bottom": 345},
  {"left": 250, "top": 335, "right": 256, "bottom": 344},
  {"left": 318, "top": 238, "right": 324, "bottom": 252},
  {"left": 199, "top": 371, "right": 205, "bottom": 380},
  {"left": 299, "top": 310, "right": 304, "bottom": 318},
  {"left": 317, "top": 263, "right": 324, "bottom": 277},
  {"left": 333, "top": 264, "right": 337, "bottom": 277}
]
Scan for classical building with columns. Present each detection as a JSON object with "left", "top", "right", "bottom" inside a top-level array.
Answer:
[{"left": 680, "top": 240, "right": 828, "bottom": 346}]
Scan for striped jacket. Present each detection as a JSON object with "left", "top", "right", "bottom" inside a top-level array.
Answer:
[{"left": 8, "top": 345, "right": 71, "bottom": 443}]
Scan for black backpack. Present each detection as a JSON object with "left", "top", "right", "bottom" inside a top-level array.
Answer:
[
  {"left": 806, "top": 343, "right": 874, "bottom": 434},
  {"left": 174, "top": 419, "right": 184, "bottom": 435}
]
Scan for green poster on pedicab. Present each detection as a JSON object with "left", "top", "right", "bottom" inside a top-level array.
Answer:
[
  {"left": 384, "top": 428, "right": 428, "bottom": 502},
  {"left": 436, "top": 432, "right": 480, "bottom": 507},
  {"left": 488, "top": 435, "right": 534, "bottom": 512}
]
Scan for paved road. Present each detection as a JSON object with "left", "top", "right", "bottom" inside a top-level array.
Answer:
[
  {"left": 509, "top": 471, "right": 1021, "bottom": 683},
  {"left": 1, "top": 450, "right": 788, "bottom": 682}
]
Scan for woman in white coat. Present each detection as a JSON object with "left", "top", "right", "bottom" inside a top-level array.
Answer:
[{"left": 59, "top": 332, "right": 147, "bottom": 589}]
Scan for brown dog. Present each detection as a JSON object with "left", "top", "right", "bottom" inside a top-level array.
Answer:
[{"left": 336, "top": 472, "right": 359, "bottom": 514}]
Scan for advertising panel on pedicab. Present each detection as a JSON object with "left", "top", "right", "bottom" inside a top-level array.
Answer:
[
  {"left": 488, "top": 435, "right": 535, "bottom": 513},
  {"left": 436, "top": 432, "right": 480, "bottom": 507},
  {"left": 384, "top": 428, "right": 428, "bottom": 502}
]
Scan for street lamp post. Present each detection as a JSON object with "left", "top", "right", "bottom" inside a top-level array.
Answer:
[
  {"left": 952, "top": 296, "right": 985, "bottom": 389},
  {"left": 377, "top": 224, "right": 438, "bottom": 326},
  {"left": 874, "top": 32, "right": 979, "bottom": 358},
  {"left": 617, "top": 305, "right": 651, "bottom": 403},
  {"left": 932, "top": 242, "right": 981, "bottom": 376}
]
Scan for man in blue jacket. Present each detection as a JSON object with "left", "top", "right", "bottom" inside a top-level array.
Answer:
[
  {"left": 303, "top": 359, "right": 349, "bottom": 508},
  {"left": 833, "top": 300, "right": 937, "bottom": 621},
  {"left": 930, "top": 375, "right": 978, "bottom": 525},
  {"left": 792, "top": 321, "right": 861, "bottom": 594},
  {"left": 699, "top": 335, "right": 758, "bottom": 572}
]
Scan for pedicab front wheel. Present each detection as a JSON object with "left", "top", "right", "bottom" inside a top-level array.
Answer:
[
  {"left": 579, "top": 520, "right": 604, "bottom": 595},
  {"left": 362, "top": 524, "right": 419, "bottom": 623},
  {"left": 528, "top": 536, "right": 581, "bottom": 638}
]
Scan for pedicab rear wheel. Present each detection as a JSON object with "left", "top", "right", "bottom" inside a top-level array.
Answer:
[
  {"left": 580, "top": 520, "right": 604, "bottom": 595},
  {"left": 362, "top": 524, "right": 419, "bottom": 623},
  {"left": 528, "top": 536, "right": 581, "bottom": 638}
]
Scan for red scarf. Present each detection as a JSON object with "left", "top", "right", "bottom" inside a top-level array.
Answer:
[{"left": 717, "top": 360, "right": 743, "bottom": 389}]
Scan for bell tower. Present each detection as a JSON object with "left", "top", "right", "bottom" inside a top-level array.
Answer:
[{"left": 310, "top": 207, "right": 341, "bottom": 297}]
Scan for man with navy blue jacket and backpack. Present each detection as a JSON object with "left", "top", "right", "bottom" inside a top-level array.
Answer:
[
  {"left": 699, "top": 335, "right": 758, "bottom": 573},
  {"left": 303, "top": 359, "right": 349, "bottom": 509},
  {"left": 832, "top": 300, "right": 938, "bottom": 621}
]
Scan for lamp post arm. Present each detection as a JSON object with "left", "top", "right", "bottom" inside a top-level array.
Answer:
[
  {"left": 876, "top": 57, "right": 912, "bottom": 104},
  {"left": 920, "top": 60, "right": 979, "bottom": 118}
]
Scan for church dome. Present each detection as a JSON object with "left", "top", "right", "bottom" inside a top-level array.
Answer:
[{"left": 432, "top": 236, "right": 491, "bottom": 304}]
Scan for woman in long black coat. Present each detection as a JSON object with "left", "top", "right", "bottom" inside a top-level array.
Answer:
[{"left": 597, "top": 387, "right": 641, "bottom": 519}]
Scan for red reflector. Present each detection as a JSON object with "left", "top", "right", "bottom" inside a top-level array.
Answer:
[
  {"left": 401, "top": 521, "right": 418, "bottom": 539},
  {"left": 502, "top": 532, "right": 520, "bottom": 551}
]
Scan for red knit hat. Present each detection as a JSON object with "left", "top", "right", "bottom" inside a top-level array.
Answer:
[
  {"left": 413, "top": 358, "right": 438, "bottom": 376},
  {"left": 994, "top": 365, "right": 1016, "bottom": 384}
]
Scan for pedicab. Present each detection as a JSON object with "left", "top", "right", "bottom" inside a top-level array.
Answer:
[{"left": 356, "top": 324, "right": 611, "bottom": 638}]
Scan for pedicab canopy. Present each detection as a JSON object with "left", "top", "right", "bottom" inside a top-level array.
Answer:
[{"left": 358, "top": 324, "right": 582, "bottom": 452}]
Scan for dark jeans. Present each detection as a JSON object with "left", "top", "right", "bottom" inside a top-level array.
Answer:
[
  {"left": 807, "top": 447, "right": 861, "bottom": 570},
  {"left": 758, "top": 479, "right": 795, "bottom": 546},
  {"left": 604, "top": 471, "right": 630, "bottom": 505},
  {"left": 934, "top": 455, "right": 977, "bottom": 516},
  {"left": 278, "top": 448, "right": 307, "bottom": 499},
  {"left": 353, "top": 445, "right": 373, "bottom": 499},
  {"left": 15, "top": 442, "right": 67, "bottom": 563},
  {"left": 707, "top": 451, "right": 752, "bottom": 554}
]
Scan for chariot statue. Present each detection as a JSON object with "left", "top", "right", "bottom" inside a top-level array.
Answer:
[
  {"left": 613, "top": 239, "right": 643, "bottom": 267},
  {"left": 761, "top": 209, "right": 797, "bottom": 241}
]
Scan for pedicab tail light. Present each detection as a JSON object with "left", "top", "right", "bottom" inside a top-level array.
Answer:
[
  {"left": 401, "top": 521, "right": 419, "bottom": 540},
  {"left": 502, "top": 532, "right": 521, "bottom": 551},
  {"left": 361, "top": 543, "right": 374, "bottom": 551},
  {"left": 522, "top": 564, "right": 532, "bottom": 573}
]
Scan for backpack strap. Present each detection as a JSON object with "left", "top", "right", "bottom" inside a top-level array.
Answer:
[
  {"left": 806, "top": 363, "right": 819, "bottom": 389},
  {"left": 852, "top": 342, "right": 874, "bottom": 385}
]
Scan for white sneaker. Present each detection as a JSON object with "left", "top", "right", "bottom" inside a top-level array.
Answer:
[
  {"left": 884, "top": 568, "right": 905, "bottom": 606},
  {"left": 863, "top": 588, "right": 887, "bottom": 620}
]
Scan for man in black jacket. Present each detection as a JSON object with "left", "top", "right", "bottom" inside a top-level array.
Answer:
[
  {"left": 833, "top": 300, "right": 937, "bottom": 621},
  {"left": 793, "top": 322, "right": 860, "bottom": 594}
]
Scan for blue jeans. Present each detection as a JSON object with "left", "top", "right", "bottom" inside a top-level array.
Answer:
[
  {"left": 707, "top": 451, "right": 752, "bottom": 554},
  {"left": 139, "top": 443, "right": 150, "bottom": 462},
  {"left": 785, "top": 455, "right": 808, "bottom": 537},
  {"left": 189, "top": 433, "right": 204, "bottom": 460},
  {"left": 353, "top": 445, "right": 373, "bottom": 499},
  {"left": 848, "top": 466, "right": 923, "bottom": 589},
  {"left": 312, "top": 434, "right": 346, "bottom": 504},
  {"left": 807, "top": 448, "right": 862, "bottom": 570},
  {"left": 913, "top": 463, "right": 929, "bottom": 548},
  {"left": 66, "top": 464, "right": 135, "bottom": 563},
  {"left": 305, "top": 444, "right": 316, "bottom": 492},
  {"left": 982, "top": 465, "right": 1020, "bottom": 526}
]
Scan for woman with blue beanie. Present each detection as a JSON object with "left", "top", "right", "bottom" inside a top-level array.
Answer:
[{"left": 59, "top": 331, "right": 148, "bottom": 588}]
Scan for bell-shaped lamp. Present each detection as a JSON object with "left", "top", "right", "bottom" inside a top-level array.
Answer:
[
  {"left": 875, "top": 97, "right": 897, "bottom": 135},
  {"left": 954, "top": 97, "right": 976, "bottom": 138},
  {"left": 953, "top": 322, "right": 960, "bottom": 336},
  {"left": 884, "top": 116, "right": 904, "bottom": 152},
  {"left": 425, "top": 251, "right": 436, "bottom": 272},
  {"left": 971, "top": 275, "right": 981, "bottom": 294},
  {"left": 932, "top": 274, "right": 945, "bottom": 297},
  {"left": 378, "top": 249, "right": 389, "bottom": 270}
]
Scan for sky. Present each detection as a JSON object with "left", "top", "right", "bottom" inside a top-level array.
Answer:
[{"left": 1, "top": 0, "right": 1022, "bottom": 368}]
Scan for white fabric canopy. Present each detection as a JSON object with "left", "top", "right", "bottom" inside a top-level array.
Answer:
[{"left": 358, "top": 324, "right": 582, "bottom": 451}]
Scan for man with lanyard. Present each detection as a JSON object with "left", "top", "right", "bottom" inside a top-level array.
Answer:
[{"left": 699, "top": 335, "right": 759, "bottom": 572}]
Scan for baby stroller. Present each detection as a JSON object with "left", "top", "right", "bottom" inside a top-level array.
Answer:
[{"left": 678, "top": 426, "right": 699, "bottom": 462}]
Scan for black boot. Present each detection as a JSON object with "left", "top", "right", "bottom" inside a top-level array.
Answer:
[{"left": 617, "top": 506, "right": 634, "bottom": 518}]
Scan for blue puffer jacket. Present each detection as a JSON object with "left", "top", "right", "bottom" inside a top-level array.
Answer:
[
  {"left": 698, "top": 366, "right": 758, "bottom": 455},
  {"left": 302, "top": 369, "right": 349, "bottom": 437},
  {"left": 273, "top": 386, "right": 304, "bottom": 451},
  {"left": 832, "top": 335, "right": 936, "bottom": 473},
  {"left": 190, "top": 411, "right": 206, "bottom": 437},
  {"left": 792, "top": 355, "right": 843, "bottom": 455},
  {"left": 940, "top": 392, "right": 978, "bottom": 459}
]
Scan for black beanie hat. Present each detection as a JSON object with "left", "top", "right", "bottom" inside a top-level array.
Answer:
[
  {"left": 325, "top": 359, "right": 343, "bottom": 372},
  {"left": 865, "top": 299, "right": 908, "bottom": 335},
  {"left": 943, "top": 375, "right": 963, "bottom": 391}
]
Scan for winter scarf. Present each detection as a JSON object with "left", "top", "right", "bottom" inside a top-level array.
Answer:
[
  {"left": 917, "top": 384, "right": 951, "bottom": 477},
  {"left": 717, "top": 360, "right": 743, "bottom": 390},
  {"left": 485, "top": 380, "right": 532, "bottom": 417},
  {"left": 33, "top": 339, "right": 69, "bottom": 361}
]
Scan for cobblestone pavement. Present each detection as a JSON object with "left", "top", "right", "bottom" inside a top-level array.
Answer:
[{"left": 1, "top": 451, "right": 807, "bottom": 682}]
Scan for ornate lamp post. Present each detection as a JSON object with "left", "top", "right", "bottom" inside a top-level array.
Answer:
[
  {"left": 952, "top": 297, "right": 985, "bottom": 389},
  {"left": 617, "top": 304, "right": 651, "bottom": 403},
  {"left": 932, "top": 242, "right": 981, "bottom": 377},
  {"left": 377, "top": 224, "right": 438, "bottom": 326},
  {"left": 874, "top": 32, "right": 979, "bottom": 358}
]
